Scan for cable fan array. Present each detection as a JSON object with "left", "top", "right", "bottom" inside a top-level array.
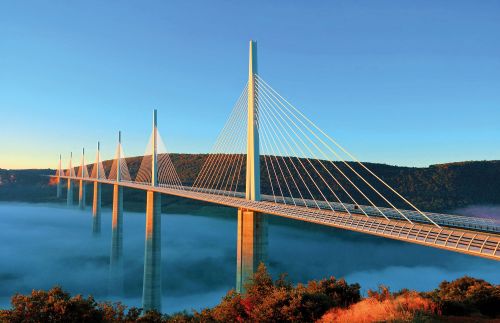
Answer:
[
  {"left": 64, "top": 157, "right": 76, "bottom": 177},
  {"left": 63, "top": 167, "right": 74, "bottom": 177},
  {"left": 192, "top": 83, "right": 248, "bottom": 196},
  {"left": 76, "top": 150, "right": 90, "bottom": 179},
  {"left": 135, "top": 129, "right": 183, "bottom": 189},
  {"left": 254, "top": 75, "right": 439, "bottom": 226},
  {"left": 77, "top": 163, "right": 89, "bottom": 178},
  {"left": 90, "top": 150, "right": 107, "bottom": 180},
  {"left": 55, "top": 75, "right": 441, "bottom": 227},
  {"left": 60, "top": 131, "right": 181, "bottom": 188},
  {"left": 191, "top": 75, "right": 439, "bottom": 227},
  {"left": 108, "top": 142, "right": 132, "bottom": 182}
]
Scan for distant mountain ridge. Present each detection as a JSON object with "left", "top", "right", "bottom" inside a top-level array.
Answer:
[{"left": 1, "top": 156, "right": 499, "bottom": 213}]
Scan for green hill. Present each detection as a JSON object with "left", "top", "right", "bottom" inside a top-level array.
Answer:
[{"left": 1, "top": 156, "right": 499, "bottom": 213}]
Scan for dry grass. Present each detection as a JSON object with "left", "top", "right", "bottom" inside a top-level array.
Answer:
[{"left": 319, "top": 291, "right": 437, "bottom": 323}]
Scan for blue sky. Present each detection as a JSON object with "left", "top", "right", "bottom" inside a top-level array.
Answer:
[{"left": 0, "top": 0, "right": 499, "bottom": 169}]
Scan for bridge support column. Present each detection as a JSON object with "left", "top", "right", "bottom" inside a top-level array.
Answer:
[
  {"left": 56, "top": 178, "right": 62, "bottom": 198},
  {"left": 92, "top": 182, "right": 101, "bottom": 235},
  {"left": 236, "top": 208, "right": 267, "bottom": 293},
  {"left": 56, "top": 154, "right": 62, "bottom": 198},
  {"left": 67, "top": 179, "right": 73, "bottom": 206},
  {"left": 142, "top": 190, "right": 162, "bottom": 313},
  {"left": 78, "top": 180, "right": 86, "bottom": 209},
  {"left": 109, "top": 184, "right": 124, "bottom": 295}
]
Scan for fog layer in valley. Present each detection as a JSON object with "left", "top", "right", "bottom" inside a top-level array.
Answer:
[{"left": 0, "top": 202, "right": 498, "bottom": 313}]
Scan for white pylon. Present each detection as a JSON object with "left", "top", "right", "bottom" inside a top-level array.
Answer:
[
  {"left": 117, "top": 131, "right": 122, "bottom": 182},
  {"left": 96, "top": 141, "right": 100, "bottom": 179},
  {"left": 246, "top": 40, "right": 260, "bottom": 201},
  {"left": 152, "top": 110, "right": 158, "bottom": 187}
]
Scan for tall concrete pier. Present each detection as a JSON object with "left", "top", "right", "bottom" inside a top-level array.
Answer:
[
  {"left": 78, "top": 180, "right": 86, "bottom": 209},
  {"left": 236, "top": 209, "right": 268, "bottom": 292},
  {"left": 92, "top": 142, "right": 101, "bottom": 235},
  {"left": 67, "top": 152, "right": 74, "bottom": 206},
  {"left": 110, "top": 132, "right": 124, "bottom": 295},
  {"left": 56, "top": 154, "right": 62, "bottom": 198},
  {"left": 142, "top": 109, "right": 162, "bottom": 313},
  {"left": 92, "top": 182, "right": 101, "bottom": 234},
  {"left": 236, "top": 40, "right": 268, "bottom": 293},
  {"left": 142, "top": 190, "right": 161, "bottom": 312},
  {"left": 78, "top": 148, "right": 86, "bottom": 209}
]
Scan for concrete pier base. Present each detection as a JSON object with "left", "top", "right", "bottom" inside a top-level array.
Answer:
[
  {"left": 78, "top": 180, "right": 86, "bottom": 209},
  {"left": 67, "top": 179, "right": 74, "bottom": 206},
  {"left": 109, "top": 184, "right": 124, "bottom": 296},
  {"left": 142, "top": 191, "right": 162, "bottom": 313},
  {"left": 92, "top": 182, "right": 101, "bottom": 235},
  {"left": 236, "top": 208, "right": 268, "bottom": 293}
]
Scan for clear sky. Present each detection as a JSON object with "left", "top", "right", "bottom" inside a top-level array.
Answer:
[{"left": 1, "top": 0, "right": 499, "bottom": 169}]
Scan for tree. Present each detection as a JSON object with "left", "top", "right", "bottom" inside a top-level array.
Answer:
[
  {"left": 0, "top": 286, "right": 147, "bottom": 323},
  {"left": 429, "top": 276, "right": 500, "bottom": 317},
  {"left": 195, "top": 263, "right": 362, "bottom": 322},
  {"left": 1, "top": 287, "right": 103, "bottom": 322}
]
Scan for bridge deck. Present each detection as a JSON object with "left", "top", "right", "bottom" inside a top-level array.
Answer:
[
  {"left": 182, "top": 187, "right": 500, "bottom": 234},
  {"left": 56, "top": 176, "right": 500, "bottom": 261}
]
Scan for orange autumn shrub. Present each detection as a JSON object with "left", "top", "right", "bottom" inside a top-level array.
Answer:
[{"left": 319, "top": 289, "right": 438, "bottom": 323}]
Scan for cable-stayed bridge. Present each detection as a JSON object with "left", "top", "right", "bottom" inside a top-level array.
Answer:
[{"left": 51, "top": 41, "right": 500, "bottom": 313}]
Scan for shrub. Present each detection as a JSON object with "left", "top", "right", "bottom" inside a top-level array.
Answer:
[
  {"left": 319, "top": 289, "right": 438, "bottom": 323},
  {"left": 195, "top": 263, "right": 361, "bottom": 322},
  {"left": 0, "top": 286, "right": 167, "bottom": 322},
  {"left": 429, "top": 276, "right": 500, "bottom": 317},
  {"left": 1, "top": 272, "right": 497, "bottom": 322}
]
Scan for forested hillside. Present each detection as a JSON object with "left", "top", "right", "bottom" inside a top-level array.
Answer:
[{"left": 1, "top": 156, "right": 499, "bottom": 213}]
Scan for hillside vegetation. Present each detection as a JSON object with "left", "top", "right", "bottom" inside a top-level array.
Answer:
[
  {"left": 1, "top": 156, "right": 500, "bottom": 212},
  {"left": 1, "top": 265, "right": 499, "bottom": 322}
]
